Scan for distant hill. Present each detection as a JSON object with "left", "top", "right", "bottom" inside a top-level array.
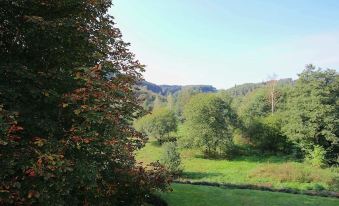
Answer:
[
  {"left": 139, "top": 79, "right": 294, "bottom": 97},
  {"left": 225, "top": 78, "right": 294, "bottom": 97},
  {"left": 140, "top": 81, "right": 217, "bottom": 96},
  {"left": 135, "top": 79, "right": 294, "bottom": 110}
]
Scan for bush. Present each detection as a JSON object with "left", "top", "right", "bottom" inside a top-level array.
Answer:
[
  {"left": 233, "top": 129, "right": 251, "bottom": 146},
  {"left": 313, "top": 184, "right": 326, "bottom": 191},
  {"left": 328, "top": 175, "right": 339, "bottom": 191},
  {"left": 243, "top": 115, "right": 291, "bottom": 153},
  {"left": 305, "top": 145, "right": 327, "bottom": 168},
  {"left": 219, "top": 140, "right": 238, "bottom": 159},
  {"left": 161, "top": 142, "right": 182, "bottom": 175}
]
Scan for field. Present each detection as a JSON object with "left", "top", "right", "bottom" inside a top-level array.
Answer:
[
  {"left": 138, "top": 139, "right": 339, "bottom": 205},
  {"left": 137, "top": 139, "right": 338, "bottom": 192},
  {"left": 158, "top": 183, "right": 339, "bottom": 206}
]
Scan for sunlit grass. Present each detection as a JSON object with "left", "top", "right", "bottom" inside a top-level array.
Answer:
[
  {"left": 158, "top": 183, "right": 339, "bottom": 206},
  {"left": 137, "top": 139, "right": 338, "bottom": 191}
]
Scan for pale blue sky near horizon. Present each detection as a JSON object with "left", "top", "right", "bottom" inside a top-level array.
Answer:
[{"left": 110, "top": 0, "right": 339, "bottom": 89}]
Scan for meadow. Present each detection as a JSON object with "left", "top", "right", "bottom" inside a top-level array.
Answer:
[
  {"left": 137, "top": 139, "right": 339, "bottom": 192},
  {"left": 158, "top": 183, "right": 339, "bottom": 206}
]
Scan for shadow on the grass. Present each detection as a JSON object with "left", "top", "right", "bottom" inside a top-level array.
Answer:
[
  {"left": 192, "top": 153, "right": 298, "bottom": 163},
  {"left": 232, "top": 155, "right": 296, "bottom": 163},
  {"left": 173, "top": 181, "right": 339, "bottom": 198},
  {"left": 182, "top": 172, "right": 223, "bottom": 180},
  {"left": 150, "top": 140, "right": 162, "bottom": 147}
]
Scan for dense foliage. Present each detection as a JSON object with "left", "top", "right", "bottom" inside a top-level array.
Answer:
[
  {"left": 182, "top": 94, "right": 237, "bottom": 157},
  {"left": 0, "top": 1, "right": 169, "bottom": 205},
  {"left": 160, "top": 142, "right": 182, "bottom": 175},
  {"left": 136, "top": 65, "right": 338, "bottom": 165},
  {"left": 282, "top": 65, "right": 339, "bottom": 164},
  {"left": 244, "top": 115, "right": 290, "bottom": 153},
  {"left": 134, "top": 108, "right": 177, "bottom": 144}
]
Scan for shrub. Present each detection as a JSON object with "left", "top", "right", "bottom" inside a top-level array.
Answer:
[
  {"left": 305, "top": 145, "right": 327, "bottom": 168},
  {"left": 219, "top": 140, "right": 238, "bottom": 159},
  {"left": 233, "top": 129, "right": 251, "bottom": 146},
  {"left": 243, "top": 115, "right": 291, "bottom": 153},
  {"left": 328, "top": 175, "right": 339, "bottom": 191},
  {"left": 313, "top": 184, "right": 326, "bottom": 191},
  {"left": 161, "top": 142, "right": 182, "bottom": 175}
]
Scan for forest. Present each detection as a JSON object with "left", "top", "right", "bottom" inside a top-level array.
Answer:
[
  {"left": 134, "top": 67, "right": 339, "bottom": 205},
  {"left": 136, "top": 67, "right": 338, "bottom": 165},
  {"left": 0, "top": 1, "right": 338, "bottom": 206}
]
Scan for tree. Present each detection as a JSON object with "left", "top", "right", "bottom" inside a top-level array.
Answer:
[
  {"left": 238, "top": 88, "right": 271, "bottom": 118},
  {"left": 166, "top": 93, "right": 175, "bottom": 111},
  {"left": 135, "top": 108, "right": 177, "bottom": 144},
  {"left": 182, "top": 94, "right": 237, "bottom": 157},
  {"left": 174, "top": 87, "right": 200, "bottom": 120},
  {"left": 282, "top": 65, "right": 339, "bottom": 163},
  {"left": 153, "top": 95, "right": 165, "bottom": 110},
  {"left": 160, "top": 142, "right": 182, "bottom": 175},
  {"left": 0, "top": 1, "right": 169, "bottom": 205},
  {"left": 266, "top": 76, "right": 280, "bottom": 114}
]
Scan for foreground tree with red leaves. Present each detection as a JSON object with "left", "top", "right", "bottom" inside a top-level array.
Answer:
[{"left": 0, "top": 1, "right": 170, "bottom": 205}]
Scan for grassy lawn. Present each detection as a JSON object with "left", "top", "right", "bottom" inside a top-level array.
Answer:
[
  {"left": 137, "top": 139, "right": 338, "bottom": 191},
  {"left": 158, "top": 183, "right": 339, "bottom": 206}
]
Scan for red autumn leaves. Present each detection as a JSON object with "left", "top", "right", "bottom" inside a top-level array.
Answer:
[{"left": 7, "top": 125, "right": 23, "bottom": 142}]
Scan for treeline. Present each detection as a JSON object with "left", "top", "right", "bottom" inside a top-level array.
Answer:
[
  {"left": 136, "top": 82, "right": 217, "bottom": 111},
  {"left": 140, "top": 81, "right": 217, "bottom": 96},
  {"left": 135, "top": 65, "right": 338, "bottom": 167},
  {"left": 227, "top": 78, "right": 294, "bottom": 97}
]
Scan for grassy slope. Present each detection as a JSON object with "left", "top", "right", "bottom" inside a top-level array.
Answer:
[
  {"left": 159, "top": 183, "right": 339, "bottom": 206},
  {"left": 137, "top": 139, "right": 337, "bottom": 191}
]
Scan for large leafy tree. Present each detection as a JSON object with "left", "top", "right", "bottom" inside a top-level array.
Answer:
[
  {"left": 135, "top": 107, "right": 177, "bottom": 144},
  {"left": 182, "top": 93, "right": 237, "bottom": 157},
  {"left": 283, "top": 65, "right": 339, "bottom": 163},
  {"left": 0, "top": 1, "right": 169, "bottom": 205}
]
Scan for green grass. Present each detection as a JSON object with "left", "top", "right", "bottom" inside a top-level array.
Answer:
[
  {"left": 158, "top": 183, "right": 339, "bottom": 206},
  {"left": 136, "top": 139, "right": 338, "bottom": 191}
]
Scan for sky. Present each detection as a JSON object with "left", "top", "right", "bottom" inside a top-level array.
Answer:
[{"left": 110, "top": 0, "right": 339, "bottom": 89}]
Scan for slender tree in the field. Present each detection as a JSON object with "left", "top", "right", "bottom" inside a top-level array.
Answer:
[
  {"left": 161, "top": 142, "right": 182, "bottom": 175},
  {"left": 0, "top": 1, "right": 169, "bottom": 205},
  {"left": 266, "top": 77, "right": 280, "bottom": 114}
]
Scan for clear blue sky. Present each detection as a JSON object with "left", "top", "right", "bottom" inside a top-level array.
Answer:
[{"left": 110, "top": 0, "right": 339, "bottom": 89}]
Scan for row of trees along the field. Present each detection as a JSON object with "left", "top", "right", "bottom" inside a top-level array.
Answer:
[
  {"left": 135, "top": 65, "right": 338, "bottom": 170},
  {"left": 0, "top": 1, "right": 170, "bottom": 205}
]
